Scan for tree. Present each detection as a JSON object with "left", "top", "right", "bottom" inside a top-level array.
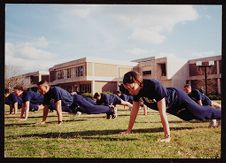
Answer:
[{"left": 5, "top": 65, "right": 31, "bottom": 91}]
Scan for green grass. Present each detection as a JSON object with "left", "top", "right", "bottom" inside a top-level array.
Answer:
[{"left": 4, "top": 104, "right": 221, "bottom": 158}]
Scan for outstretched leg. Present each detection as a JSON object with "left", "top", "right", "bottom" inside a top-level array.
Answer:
[{"left": 72, "top": 95, "right": 113, "bottom": 114}]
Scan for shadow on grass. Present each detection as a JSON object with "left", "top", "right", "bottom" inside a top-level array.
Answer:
[
  {"left": 4, "top": 115, "right": 61, "bottom": 119},
  {"left": 4, "top": 119, "right": 87, "bottom": 127},
  {"left": 10, "top": 126, "right": 198, "bottom": 139},
  {"left": 76, "top": 115, "right": 106, "bottom": 119},
  {"left": 135, "top": 120, "right": 209, "bottom": 124},
  {"left": 80, "top": 136, "right": 138, "bottom": 141}
]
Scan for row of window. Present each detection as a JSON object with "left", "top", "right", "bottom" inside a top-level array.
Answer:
[{"left": 56, "top": 66, "right": 85, "bottom": 80}]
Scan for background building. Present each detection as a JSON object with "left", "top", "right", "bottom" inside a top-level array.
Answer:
[
  {"left": 186, "top": 55, "right": 221, "bottom": 95},
  {"left": 132, "top": 55, "right": 221, "bottom": 95},
  {"left": 6, "top": 71, "right": 49, "bottom": 91},
  {"left": 49, "top": 57, "right": 136, "bottom": 94},
  {"left": 7, "top": 55, "right": 221, "bottom": 96}
]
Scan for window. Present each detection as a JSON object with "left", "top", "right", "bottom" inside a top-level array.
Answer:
[
  {"left": 56, "top": 70, "right": 64, "bottom": 79},
  {"left": 142, "top": 70, "right": 152, "bottom": 75},
  {"left": 160, "top": 63, "right": 166, "bottom": 76},
  {"left": 75, "top": 66, "right": 84, "bottom": 77},
  {"left": 67, "top": 68, "right": 72, "bottom": 78}
]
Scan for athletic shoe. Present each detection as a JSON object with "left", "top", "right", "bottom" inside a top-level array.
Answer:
[
  {"left": 109, "top": 105, "right": 117, "bottom": 119},
  {"left": 70, "top": 104, "right": 79, "bottom": 114},
  {"left": 106, "top": 114, "right": 111, "bottom": 119},
  {"left": 76, "top": 111, "right": 82, "bottom": 116},
  {"left": 208, "top": 119, "right": 217, "bottom": 128}
]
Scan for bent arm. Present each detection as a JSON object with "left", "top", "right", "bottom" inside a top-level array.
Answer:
[
  {"left": 120, "top": 99, "right": 133, "bottom": 108},
  {"left": 197, "top": 100, "right": 203, "bottom": 106}
]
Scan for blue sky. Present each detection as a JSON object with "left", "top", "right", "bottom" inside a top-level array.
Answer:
[{"left": 5, "top": 4, "right": 222, "bottom": 75}]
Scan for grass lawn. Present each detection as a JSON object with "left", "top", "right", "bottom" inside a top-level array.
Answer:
[{"left": 4, "top": 104, "right": 221, "bottom": 158}]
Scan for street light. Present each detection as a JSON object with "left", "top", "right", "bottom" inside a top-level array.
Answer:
[{"left": 196, "top": 60, "right": 214, "bottom": 95}]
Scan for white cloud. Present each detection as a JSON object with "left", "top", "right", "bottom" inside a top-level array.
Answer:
[
  {"left": 66, "top": 5, "right": 199, "bottom": 44},
  {"left": 126, "top": 48, "right": 149, "bottom": 57},
  {"left": 117, "top": 5, "right": 199, "bottom": 44},
  {"left": 5, "top": 37, "right": 58, "bottom": 74},
  {"left": 129, "top": 28, "right": 166, "bottom": 44}
]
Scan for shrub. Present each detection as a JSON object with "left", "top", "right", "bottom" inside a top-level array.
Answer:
[
  {"left": 81, "top": 92, "right": 93, "bottom": 98},
  {"left": 208, "top": 94, "right": 221, "bottom": 100}
]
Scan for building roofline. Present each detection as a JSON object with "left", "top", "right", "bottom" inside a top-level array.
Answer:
[
  {"left": 86, "top": 56, "right": 136, "bottom": 66},
  {"left": 131, "top": 56, "right": 155, "bottom": 63},
  {"left": 50, "top": 56, "right": 136, "bottom": 69},
  {"left": 188, "top": 55, "right": 221, "bottom": 63},
  {"left": 11, "top": 71, "right": 49, "bottom": 78}
]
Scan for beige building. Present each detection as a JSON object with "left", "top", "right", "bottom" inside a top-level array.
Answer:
[
  {"left": 186, "top": 55, "right": 222, "bottom": 95},
  {"left": 132, "top": 55, "right": 221, "bottom": 95},
  {"left": 49, "top": 57, "right": 136, "bottom": 94},
  {"left": 7, "top": 71, "right": 49, "bottom": 90},
  {"left": 8, "top": 55, "right": 221, "bottom": 96},
  {"left": 132, "top": 57, "right": 172, "bottom": 87}
]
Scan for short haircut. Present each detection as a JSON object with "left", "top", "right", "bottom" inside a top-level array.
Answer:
[
  {"left": 184, "top": 84, "right": 191, "bottom": 88},
  {"left": 14, "top": 85, "right": 24, "bottom": 91},
  {"left": 123, "top": 71, "right": 143, "bottom": 85},
  {"left": 93, "top": 92, "right": 101, "bottom": 99},
  {"left": 37, "top": 80, "right": 48, "bottom": 86},
  {"left": 4, "top": 88, "right": 10, "bottom": 94}
]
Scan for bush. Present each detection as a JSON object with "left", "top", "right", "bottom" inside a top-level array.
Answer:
[
  {"left": 208, "top": 94, "right": 221, "bottom": 100},
  {"left": 81, "top": 92, "right": 93, "bottom": 98}
]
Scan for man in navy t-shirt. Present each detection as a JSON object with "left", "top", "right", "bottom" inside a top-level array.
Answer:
[
  {"left": 37, "top": 80, "right": 117, "bottom": 125},
  {"left": 94, "top": 92, "right": 133, "bottom": 108},
  {"left": 183, "top": 84, "right": 221, "bottom": 108},
  {"left": 14, "top": 85, "right": 44, "bottom": 120},
  {"left": 4, "top": 88, "right": 22, "bottom": 114}
]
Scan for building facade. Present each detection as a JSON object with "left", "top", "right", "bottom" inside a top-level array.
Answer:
[
  {"left": 131, "top": 55, "right": 221, "bottom": 95},
  {"left": 8, "top": 55, "right": 221, "bottom": 96},
  {"left": 132, "top": 57, "right": 172, "bottom": 87},
  {"left": 186, "top": 55, "right": 221, "bottom": 95},
  {"left": 7, "top": 71, "right": 49, "bottom": 90},
  {"left": 49, "top": 57, "right": 135, "bottom": 94}
]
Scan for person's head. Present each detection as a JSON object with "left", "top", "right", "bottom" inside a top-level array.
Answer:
[
  {"left": 4, "top": 88, "right": 10, "bottom": 97},
  {"left": 93, "top": 92, "right": 101, "bottom": 100},
  {"left": 183, "top": 84, "right": 192, "bottom": 94},
  {"left": 37, "top": 80, "right": 50, "bottom": 95},
  {"left": 123, "top": 71, "right": 143, "bottom": 96},
  {"left": 115, "top": 90, "right": 121, "bottom": 96},
  {"left": 14, "top": 85, "right": 24, "bottom": 96}
]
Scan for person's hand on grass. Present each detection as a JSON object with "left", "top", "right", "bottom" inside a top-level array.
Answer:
[
  {"left": 120, "top": 130, "right": 132, "bottom": 134},
  {"left": 57, "top": 121, "right": 63, "bottom": 126},
  {"left": 159, "top": 135, "right": 171, "bottom": 143},
  {"left": 35, "top": 121, "right": 46, "bottom": 125},
  {"left": 19, "top": 118, "right": 27, "bottom": 121}
]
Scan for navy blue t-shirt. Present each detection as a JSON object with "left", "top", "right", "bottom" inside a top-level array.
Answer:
[
  {"left": 133, "top": 79, "right": 167, "bottom": 103},
  {"left": 133, "top": 79, "right": 181, "bottom": 110},
  {"left": 188, "top": 89, "right": 211, "bottom": 106},
  {"left": 22, "top": 91, "right": 44, "bottom": 105},
  {"left": 43, "top": 86, "right": 73, "bottom": 107},
  {"left": 5, "top": 93, "right": 22, "bottom": 106},
  {"left": 96, "top": 94, "right": 122, "bottom": 106}
]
